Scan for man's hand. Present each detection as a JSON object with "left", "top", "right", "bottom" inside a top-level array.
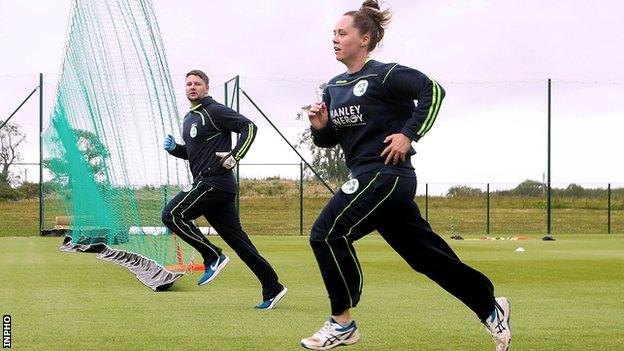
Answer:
[
  {"left": 163, "top": 134, "right": 176, "bottom": 151},
  {"left": 216, "top": 151, "right": 237, "bottom": 170},
  {"left": 381, "top": 133, "right": 412, "bottom": 165},
  {"left": 308, "top": 101, "right": 329, "bottom": 130}
]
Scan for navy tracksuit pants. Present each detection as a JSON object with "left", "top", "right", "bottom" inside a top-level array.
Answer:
[
  {"left": 161, "top": 179, "right": 282, "bottom": 300},
  {"left": 310, "top": 172, "right": 495, "bottom": 320}
]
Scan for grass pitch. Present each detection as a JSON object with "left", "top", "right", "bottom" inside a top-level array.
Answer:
[{"left": 1, "top": 235, "right": 623, "bottom": 350}]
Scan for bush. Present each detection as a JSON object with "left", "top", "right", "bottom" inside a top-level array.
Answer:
[
  {"left": 447, "top": 185, "right": 483, "bottom": 197},
  {"left": 0, "top": 182, "right": 19, "bottom": 201},
  {"left": 16, "top": 182, "right": 39, "bottom": 199}
]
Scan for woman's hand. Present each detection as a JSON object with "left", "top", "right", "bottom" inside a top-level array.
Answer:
[
  {"left": 381, "top": 133, "right": 412, "bottom": 165},
  {"left": 308, "top": 102, "right": 329, "bottom": 130}
]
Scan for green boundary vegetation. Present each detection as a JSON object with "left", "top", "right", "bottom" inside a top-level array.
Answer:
[{"left": 1, "top": 179, "right": 622, "bottom": 237}]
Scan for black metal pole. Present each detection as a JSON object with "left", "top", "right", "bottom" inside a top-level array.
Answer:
[
  {"left": 224, "top": 76, "right": 241, "bottom": 212},
  {"left": 300, "top": 162, "right": 304, "bottom": 236},
  {"left": 544, "top": 78, "right": 554, "bottom": 241},
  {"left": 224, "top": 77, "right": 230, "bottom": 107},
  {"left": 487, "top": 183, "right": 490, "bottom": 235},
  {"left": 240, "top": 89, "right": 335, "bottom": 195},
  {"left": 39, "top": 73, "right": 44, "bottom": 235},
  {"left": 608, "top": 183, "right": 611, "bottom": 234},
  {"left": 235, "top": 76, "right": 240, "bottom": 114},
  {"left": 425, "top": 183, "right": 429, "bottom": 221},
  {"left": 1, "top": 86, "right": 38, "bottom": 131}
]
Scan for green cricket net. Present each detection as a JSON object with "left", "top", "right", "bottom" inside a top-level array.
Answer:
[{"left": 43, "top": 0, "right": 195, "bottom": 290}]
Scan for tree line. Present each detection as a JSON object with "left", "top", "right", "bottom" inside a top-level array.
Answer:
[{"left": 447, "top": 180, "right": 624, "bottom": 198}]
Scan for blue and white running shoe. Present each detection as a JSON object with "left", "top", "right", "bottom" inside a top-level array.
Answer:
[
  {"left": 198, "top": 254, "right": 229, "bottom": 286},
  {"left": 255, "top": 286, "right": 288, "bottom": 310}
]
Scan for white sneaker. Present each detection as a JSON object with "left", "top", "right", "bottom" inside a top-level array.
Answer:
[
  {"left": 301, "top": 318, "right": 361, "bottom": 350},
  {"left": 484, "top": 297, "right": 512, "bottom": 351}
]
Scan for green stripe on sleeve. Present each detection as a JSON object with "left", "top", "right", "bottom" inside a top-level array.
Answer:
[
  {"left": 417, "top": 80, "right": 441, "bottom": 136},
  {"left": 235, "top": 123, "right": 255, "bottom": 160}
]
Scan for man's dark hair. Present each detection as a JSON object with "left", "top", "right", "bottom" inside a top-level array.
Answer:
[{"left": 186, "top": 70, "right": 209, "bottom": 86}]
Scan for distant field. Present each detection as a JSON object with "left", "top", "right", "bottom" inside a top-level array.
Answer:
[
  {"left": 1, "top": 186, "right": 623, "bottom": 236},
  {"left": 1, "top": 235, "right": 622, "bottom": 350}
]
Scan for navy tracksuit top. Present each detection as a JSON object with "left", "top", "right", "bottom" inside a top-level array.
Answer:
[
  {"left": 312, "top": 59, "right": 445, "bottom": 178},
  {"left": 168, "top": 96, "right": 256, "bottom": 193}
]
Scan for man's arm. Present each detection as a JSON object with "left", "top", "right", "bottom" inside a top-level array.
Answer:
[
  {"left": 163, "top": 134, "right": 188, "bottom": 159},
  {"left": 210, "top": 104, "right": 257, "bottom": 161}
]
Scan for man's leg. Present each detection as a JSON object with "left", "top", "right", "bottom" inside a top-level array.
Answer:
[
  {"left": 205, "top": 191, "right": 283, "bottom": 301},
  {"left": 161, "top": 181, "right": 222, "bottom": 265}
]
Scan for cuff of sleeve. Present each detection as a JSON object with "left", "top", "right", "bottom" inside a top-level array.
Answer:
[
  {"left": 401, "top": 128, "right": 421, "bottom": 143},
  {"left": 311, "top": 124, "right": 333, "bottom": 136},
  {"left": 310, "top": 125, "right": 324, "bottom": 133}
]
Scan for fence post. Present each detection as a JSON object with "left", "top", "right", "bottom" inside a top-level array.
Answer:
[
  {"left": 487, "top": 183, "right": 490, "bottom": 235},
  {"left": 39, "top": 73, "right": 44, "bottom": 234},
  {"left": 543, "top": 78, "right": 554, "bottom": 240},
  {"left": 425, "top": 183, "right": 429, "bottom": 221},
  {"left": 300, "top": 162, "right": 304, "bottom": 236},
  {"left": 608, "top": 183, "right": 611, "bottom": 234}
]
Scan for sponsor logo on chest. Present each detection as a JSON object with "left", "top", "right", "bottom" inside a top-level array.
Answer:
[
  {"left": 190, "top": 123, "right": 198, "bottom": 138},
  {"left": 330, "top": 105, "right": 366, "bottom": 128}
]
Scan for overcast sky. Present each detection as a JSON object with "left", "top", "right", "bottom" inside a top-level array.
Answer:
[{"left": 1, "top": 0, "right": 623, "bottom": 192}]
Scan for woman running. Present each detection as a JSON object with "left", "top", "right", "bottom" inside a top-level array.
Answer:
[{"left": 300, "top": 1, "right": 511, "bottom": 350}]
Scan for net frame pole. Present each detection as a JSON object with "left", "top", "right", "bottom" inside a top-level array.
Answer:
[{"left": 224, "top": 76, "right": 242, "bottom": 212}]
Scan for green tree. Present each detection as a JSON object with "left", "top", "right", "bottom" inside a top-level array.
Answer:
[
  {"left": 0, "top": 121, "right": 26, "bottom": 185},
  {"left": 447, "top": 185, "right": 483, "bottom": 197},
  {"left": 562, "top": 183, "right": 586, "bottom": 198},
  {"left": 43, "top": 129, "right": 110, "bottom": 186},
  {"left": 296, "top": 128, "right": 350, "bottom": 183},
  {"left": 508, "top": 179, "right": 544, "bottom": 197},
  {"left": 296, "top": 83, "right": 349, "bottom": 183}
]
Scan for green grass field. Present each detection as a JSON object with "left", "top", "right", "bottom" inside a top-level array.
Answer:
[{"left": 1, "top": 235, "right": 623, "bottom": 350}]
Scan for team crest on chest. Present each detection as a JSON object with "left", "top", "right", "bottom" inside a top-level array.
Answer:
[
  {"left": 341, "top": 179, "right": 359, "bottom": 195},
  {"left": 353, "top": 79, "right": 368, "bottom": 97},
  {"left": 190, "top": 123, "right": 198, "bottom": 138}
]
